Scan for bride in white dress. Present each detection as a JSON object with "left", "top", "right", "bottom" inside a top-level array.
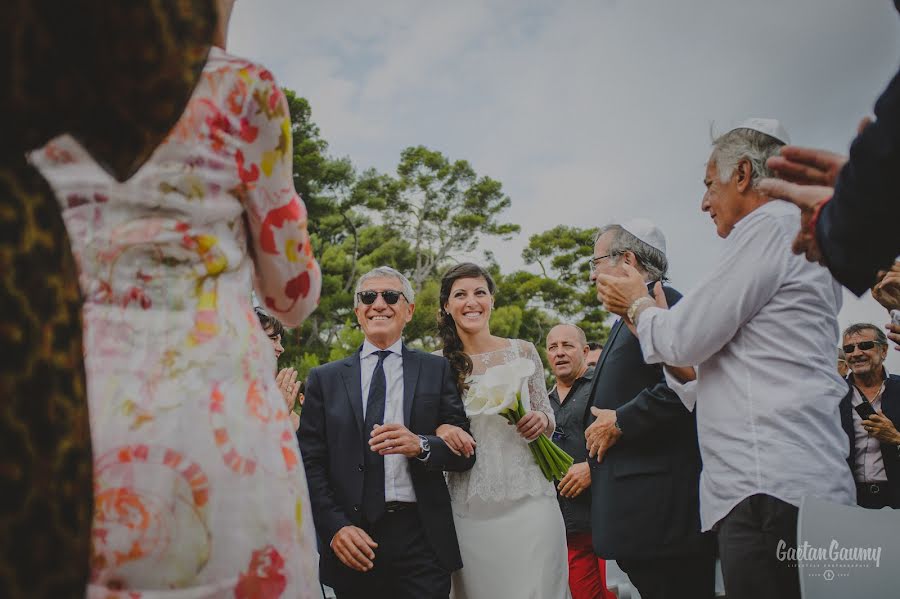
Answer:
[{"left": 435, "top": 263, "right": 571, "bottom": 599}]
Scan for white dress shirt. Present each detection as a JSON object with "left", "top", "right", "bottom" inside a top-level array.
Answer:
[
  {"left": 636, "top": 201, "right": 855, "bottom": 531},
  {"left": 360, "top": 338, "right": 416, "bottom": 503},
  {"left": 849, "top": 376, "right": 888, "bottom": 483}
]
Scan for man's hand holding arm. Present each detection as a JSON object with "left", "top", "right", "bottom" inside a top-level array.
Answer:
[{"left": 415, "top": 359, "right": 476, "bottom": 473}]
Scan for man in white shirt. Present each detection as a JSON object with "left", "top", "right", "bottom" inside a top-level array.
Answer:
[
  {"left": 299, "top": 266, "right": 475, "bottom": 598},
  {"left": 593, "top": 119, "right": 856, "bottom": 599}
]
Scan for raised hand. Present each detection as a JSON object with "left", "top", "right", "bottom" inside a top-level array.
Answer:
[
  {"left": 594, "top": 262, "right": 649, "bottom": 318},
  {"left": 756, "top": 178, "right": 832, "bottom": 264},
  {"left": 872, "top": 261, "right": 900, "bottom": 312},
  {"left": 276, "top": 367, "right": 300, "bottom": 411},
  {"left": 766, "top": 146, "right": 847, "bottom": 187}
]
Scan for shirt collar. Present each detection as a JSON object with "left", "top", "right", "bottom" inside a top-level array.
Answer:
[
  {"left": 361, "top": 338, "right": 403, "bottom": 359},
  {"left": 550, "top": 366, "right": 595, "bottom": 397}
]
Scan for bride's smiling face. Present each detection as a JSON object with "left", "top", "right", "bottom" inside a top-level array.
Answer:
[{"left": 446, "top": 276, "right": 493, "bottom": 335}]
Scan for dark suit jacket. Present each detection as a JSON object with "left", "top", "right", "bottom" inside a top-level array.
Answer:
[
  {"left": 298, "top": 344, "right": 475, "bottom": 582},
  {"left": 585, "top": 285, "right": 709, "bottom": 560},
  {"left": 839, "top": 374, "right": 900, "bottom": 507}
]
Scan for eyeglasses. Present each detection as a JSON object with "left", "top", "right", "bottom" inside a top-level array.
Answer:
[
  {"left": 589, "top": 253, "right": 619, "bottom": 271},
  {"left": 357, "top": 290, "right": 407, "bottom": 305},
  {"left": 842, "top": 340, "right": 884, "bottom": 354}
]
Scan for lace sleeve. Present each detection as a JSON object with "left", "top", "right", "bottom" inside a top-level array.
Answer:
[{"left": 520, "top": 340, "right": 555, "bottom": 435}]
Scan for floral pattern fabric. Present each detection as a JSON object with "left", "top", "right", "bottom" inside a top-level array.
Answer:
[{"left": 32, "top": 47, "right": 322, "bottom": 598}]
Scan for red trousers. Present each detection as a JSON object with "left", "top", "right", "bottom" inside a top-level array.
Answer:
[{"left": 567, "top": 532, "right": 615, "bottom": 599}]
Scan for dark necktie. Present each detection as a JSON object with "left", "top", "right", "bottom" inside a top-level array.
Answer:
[{"left": 363, "top": 350, "right": 391, "bottom": 522}]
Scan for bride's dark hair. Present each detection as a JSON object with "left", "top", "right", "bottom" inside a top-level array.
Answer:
[{"left": 438, "top": 262, "right": 497, "bottom": 396}]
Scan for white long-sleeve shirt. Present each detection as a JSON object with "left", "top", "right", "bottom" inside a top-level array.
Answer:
[{"left": 636, "top": 201, "right": 855, "bottom": 531}]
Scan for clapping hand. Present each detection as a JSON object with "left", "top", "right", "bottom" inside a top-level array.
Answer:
[
  {"left": 760, "top": 145, "right": 849, "bottom": 264},
  {"left": 756, "top": 177, "right": 831, "bottom": 264},
  {"left": 765, "top": 145, "right": 848, "bottom": 187},
  {"left": 276, "top": 367, "right": 301, "bottom": 431},
  {"left": 436, "top": 424, "right": 476, "bottom": 457},
  {"left": 758, "top": 118, "right": 871, "bottom": 264},
  {"left": 593, "top": 263, "right": 650, "bottom": 318}
]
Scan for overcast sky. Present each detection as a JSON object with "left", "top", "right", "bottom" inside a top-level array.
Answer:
[{"left": 231, "top": 0, "right": 900, "bottom": 368}]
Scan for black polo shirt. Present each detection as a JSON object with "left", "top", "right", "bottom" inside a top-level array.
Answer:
[{"left": 549, "top": 366, "right": 594, "bottom": 534}]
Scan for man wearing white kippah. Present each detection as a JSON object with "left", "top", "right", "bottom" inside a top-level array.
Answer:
[
  {"left": 594, "top": 120, "right": 856, "bottom": 599},
  {"left": 584, "top": 219, "right": 715, "bottom": 599}
]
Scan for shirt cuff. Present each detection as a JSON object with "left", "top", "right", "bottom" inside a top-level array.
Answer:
[
  {"left": 664, "top": 368, "right": 697, "bottom": 412},
  {"left": 635, "top": 306, "right": 664, "bottom": 364}
]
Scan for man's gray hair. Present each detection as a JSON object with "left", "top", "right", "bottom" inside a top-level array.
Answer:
[
  {"left": 594, "top": 224, "right": 668, "bottom": 282},
  {"left": 842, "top": 322, "right": 888, "bottom": 346},
  {"left": 354, "top": 266, "right": 415, "bottom": 306},
  {"left": 710, "top": 127, "right": 785, "bottom": 188}
]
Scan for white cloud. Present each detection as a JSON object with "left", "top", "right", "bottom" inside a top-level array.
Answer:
[{"left": 229, "top": 0, "right": 900, "bottom": 369}]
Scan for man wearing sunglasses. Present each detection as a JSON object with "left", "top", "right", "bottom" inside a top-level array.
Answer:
[
  {"left": 298, "top": 266, "right": 475, "bottom": 599},
  {"left": 839, "top": 323, "right": 900, "bottom": 509}
]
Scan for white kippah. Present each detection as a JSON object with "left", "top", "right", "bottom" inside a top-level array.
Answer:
[
  {"left": 728, "top": 118, "right": 791, "bottom": 144},
  {"left": 621, "top": 218, "right": 666, "bottom": 256}
]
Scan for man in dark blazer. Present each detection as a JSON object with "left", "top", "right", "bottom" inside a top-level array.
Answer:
[
  {"left": 583, "top": 223, "right": 714, "bottom": 599},
  {"left": 299, "top": 266, "right": 475, "bottom": 599},
  {"left": 838, "top": 323, "right": 900, "bottom": 509}
]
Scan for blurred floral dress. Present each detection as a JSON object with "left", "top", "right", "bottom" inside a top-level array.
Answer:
[{"left": 32, "top": 47, "right": 322, "bottom": 598}]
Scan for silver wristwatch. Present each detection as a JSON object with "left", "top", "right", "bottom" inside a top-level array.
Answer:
[{"left": 416, "top": 435, "right": 432, "bottom": 462}]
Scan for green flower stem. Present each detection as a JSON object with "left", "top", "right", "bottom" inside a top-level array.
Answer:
[{"left": 503, "top": 394, "right": 575, "bottom": 482}]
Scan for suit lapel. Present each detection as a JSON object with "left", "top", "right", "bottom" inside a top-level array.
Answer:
[
  {"left": 585, "top": 318, "right": 625, "bottom": 420},
  {"left": 596, "top": 319, "right": 624, "bottom": 376},
  {"left": 402, "top": 344, "right": 420, "bottom": 426},
  {"left": 341, "top": 348, "right": 364, "bottom": 438}
]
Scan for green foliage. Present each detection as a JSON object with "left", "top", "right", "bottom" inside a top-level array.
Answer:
[{"left": 277, "top": 89, "right": 609, "bottom": 380}]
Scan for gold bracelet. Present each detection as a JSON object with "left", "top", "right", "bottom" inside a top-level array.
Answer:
[{"left": 626, "top": 296, "right": 655, "bottom": 324}]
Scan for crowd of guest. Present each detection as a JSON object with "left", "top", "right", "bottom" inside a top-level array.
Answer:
[{"left": 6, "top": 1, "right": 900, "bottom": 598}]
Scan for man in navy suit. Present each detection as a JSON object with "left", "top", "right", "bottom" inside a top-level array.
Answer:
[
  {"left": 584, "top": 221, "right": 714, "bottom": 599},
  {"left": 299, "top": 266, "right": 475, "bottom": 599},
  {"left": 839, "top": 323, "right": 900, "bottom": 509}
]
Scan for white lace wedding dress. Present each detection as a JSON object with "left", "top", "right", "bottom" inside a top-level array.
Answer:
[{"left": 446, "top": 339, "right": 571, "bottom": 599}]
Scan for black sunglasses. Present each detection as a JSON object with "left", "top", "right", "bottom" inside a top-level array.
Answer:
[
  {"left": 842, "top": 340, "right": 884, "bottom": 354},
  {"left": 357, "top": 290, "right": 407, "bottom": 305}
]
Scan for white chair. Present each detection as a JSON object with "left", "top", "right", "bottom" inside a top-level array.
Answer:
[
  {"left": 797, "top": 496, "right": 900, "bottom": 598},
  {"left": 606, "top": 559, "right": 726, "bottom": 598}
]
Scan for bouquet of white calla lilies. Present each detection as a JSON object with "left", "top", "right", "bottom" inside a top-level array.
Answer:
[{"left": 465, "top": 357, "right": 573, "bottom": 482}]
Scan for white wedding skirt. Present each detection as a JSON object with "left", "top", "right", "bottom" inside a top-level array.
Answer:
[{"left": 450, "top": 493, "right": 571, "bottom": 599}]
